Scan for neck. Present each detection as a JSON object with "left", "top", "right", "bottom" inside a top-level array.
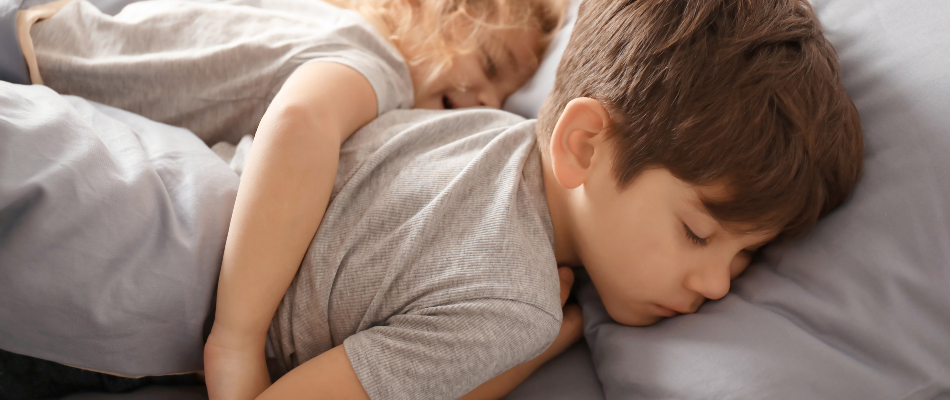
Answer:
[{"left": 540, "top": 150, "right": 582, "bottom": 267}]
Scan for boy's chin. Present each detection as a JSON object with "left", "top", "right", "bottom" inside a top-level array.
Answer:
[{"left": 606, "top": 308, "right": 667, "bottom": 327}]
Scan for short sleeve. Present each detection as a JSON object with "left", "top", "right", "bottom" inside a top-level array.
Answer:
[
  {"left": 343, "top": 299, "right": 561, "bottom": 400},
  {"left": 300, "top": 20, "right": 415, "bottom": 116}
]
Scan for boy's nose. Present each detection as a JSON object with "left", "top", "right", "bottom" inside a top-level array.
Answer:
[{"left": 684, "top": 260, "right": 731, "bottom": 301}]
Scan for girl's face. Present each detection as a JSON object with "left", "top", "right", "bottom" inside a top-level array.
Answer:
[{"left": 410, "top": 28, "right": 542, "bottom": 110}]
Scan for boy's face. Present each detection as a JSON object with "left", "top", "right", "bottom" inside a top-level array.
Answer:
[
  {"left": 411, "top": 29, "right": 540, "bottom": 111},
  {"left": 576, "top": 167, "right": 775, "bottom": 326},
  {"left": 543, "top": 98, "right": 776, "bottom": 327}
]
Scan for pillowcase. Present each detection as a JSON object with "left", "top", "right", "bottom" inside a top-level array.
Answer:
[{"left": 571, "top": 0, "right": 950, "bottom": 398}]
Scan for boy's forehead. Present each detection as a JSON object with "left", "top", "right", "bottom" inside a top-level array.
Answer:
[
  {"left": 690, "top": 179, "right": 733, "bottom": 203},
  {"left": 687, "top": 182, "right": 779, "bottom": 246}
]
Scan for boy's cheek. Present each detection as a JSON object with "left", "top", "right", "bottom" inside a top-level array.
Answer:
[
  {"left": 603, "top": 300, "right": 663, "bottom": 327},
  {"left": 588, "top": 277, "right": 648, "bottom": 326}
]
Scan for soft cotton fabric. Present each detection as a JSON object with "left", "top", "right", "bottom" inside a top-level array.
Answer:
[
  {"left": 0, "top": 81, "right": 238, "bottom": 377},
  {"left": 28, "top": 0, "right": 413, "bottom": 145},
  {"left": 263, "top": 108, "right": 563, "bottom": 400}
]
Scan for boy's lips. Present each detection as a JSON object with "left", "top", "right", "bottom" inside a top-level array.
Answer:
[
  {"left": 655, "top": 303, "right": 698, "bottom": 317},
  {"left": 653, "top": 304, "right": 680, "bottom": 317}
]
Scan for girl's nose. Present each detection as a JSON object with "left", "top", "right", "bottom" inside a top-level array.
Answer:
[
  {"left": 477, "top": 87, "right": 502, "bottom": 109},
  {"left": 684, "top": 259, "right": 732, "bottom": 301},
  {"left": 449, "top": 86, "right": 501, "bottom": 109},
  {"left": 449, "top": 90, "right": 480, "bottom": 109}
]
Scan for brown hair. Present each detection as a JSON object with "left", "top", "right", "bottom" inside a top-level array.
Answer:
[
  {"left": 538, "top": 0, "right": 863, "bottom": 239},
  {"left": 326, "top": 0, "right": 566, "bottom": 90}
]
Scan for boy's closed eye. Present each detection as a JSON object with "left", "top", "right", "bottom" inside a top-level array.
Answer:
[{"left": 683, "top": 223, "right": 708, "bottom": 246}]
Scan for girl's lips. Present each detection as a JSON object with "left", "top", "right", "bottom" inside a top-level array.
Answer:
[{"left": 654, "top": 304, "right": 679, "bottom": 317}]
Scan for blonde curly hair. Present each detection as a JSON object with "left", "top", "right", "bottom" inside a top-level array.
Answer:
[{"left": 325, "top": 0, "right": 566, "bottom": 92}]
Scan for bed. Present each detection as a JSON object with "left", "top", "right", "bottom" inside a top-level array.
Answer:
[{"left": 1, "top": 0, "right": 948, "bottom": 398}]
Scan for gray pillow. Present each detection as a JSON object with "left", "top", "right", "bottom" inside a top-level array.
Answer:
[{"left": 573, "top": 0, "right": 950, "bottom": 399}]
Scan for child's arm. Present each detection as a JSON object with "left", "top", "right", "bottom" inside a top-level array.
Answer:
[
  {"left": 203, "top": 61, "right": 378, "bottom": 400},
  {"left": 253, "top": 269, "right": 584, "bottom": 400}
]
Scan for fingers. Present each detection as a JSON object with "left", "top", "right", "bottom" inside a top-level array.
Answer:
[
  {"left": 545, "top": 304, "right": 585, "bottom": 357},
  {"left": 558, "top": 267, "right": 575, "bottom": 307},
  {"left": 561, "top": 304, "right": 584, "bottom": 343}
]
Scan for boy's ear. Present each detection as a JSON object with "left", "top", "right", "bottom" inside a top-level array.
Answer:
[{"left": 549, "top": 97, "right": 611, "bottom": 190}]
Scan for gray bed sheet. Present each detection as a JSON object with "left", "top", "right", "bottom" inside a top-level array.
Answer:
[
  {"left": 50, "top": 341, "right": 603, "bottom": 400},
  {"left": 0, "top": 82, "right": 238, "bottom": 376},
  {"left": 504, "top": 340, "right": 605, "bottom": 400}
]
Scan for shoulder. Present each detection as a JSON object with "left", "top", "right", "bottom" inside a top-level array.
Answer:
[
  {"left": 335, "top": 109, "right": 532, "bottom": 195},
  {"left": 174, "top": 0, "right": 415, "bottom": 114},
  {"left": 355, "top": 108, "right": 530, "bottom": 145}
]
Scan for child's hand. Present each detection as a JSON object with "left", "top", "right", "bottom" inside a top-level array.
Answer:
[
  {"left": 203, "top": 330, "right": 271, "bottom": 400},
  {"left": 558, "top": 266, "right": 575, "bottom": 307},
  {"left": 550, "top": 267, "right": 584, "bottom": 357}
]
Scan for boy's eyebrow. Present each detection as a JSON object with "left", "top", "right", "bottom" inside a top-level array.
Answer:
[
  {"left": 695, "top": 202, "right": 777, "bottom": 250},
  {"left": 692, "top": 190, "right": 779, "bottom": 250}
]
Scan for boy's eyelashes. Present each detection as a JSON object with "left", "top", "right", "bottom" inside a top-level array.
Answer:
[
  {"left": 442, "top": 95, "right": 455, "bottom": 110},
  {"left": 683, "top": 223, "right": 709, "bottom": 247}
]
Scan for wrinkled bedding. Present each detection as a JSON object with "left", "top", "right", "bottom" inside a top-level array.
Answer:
[{"left": 0, "top": 82, "right": 238, "bottom": 377}]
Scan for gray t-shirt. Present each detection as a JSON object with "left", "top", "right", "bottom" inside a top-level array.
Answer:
[
  {"left": 267, "top": 109, "right": 563, "bottom": 400},
  {"left": 30, "top": 0, "right": 413, "bottom": 145}
]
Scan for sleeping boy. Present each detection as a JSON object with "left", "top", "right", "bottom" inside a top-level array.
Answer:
[{"left": 205, "top": 0, "right": 864, "bottom": 399}]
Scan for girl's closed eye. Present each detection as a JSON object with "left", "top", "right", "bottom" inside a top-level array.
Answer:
[
  {"left": 683, "top": 223, "right": 708, "bottom": 246},
  {"left": 482, "top": 50, "right": 498, "bottom": 79}
]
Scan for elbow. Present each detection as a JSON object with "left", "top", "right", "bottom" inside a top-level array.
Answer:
[{"left": 258, "top": 102, "right": 342, "bottom": 145}]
